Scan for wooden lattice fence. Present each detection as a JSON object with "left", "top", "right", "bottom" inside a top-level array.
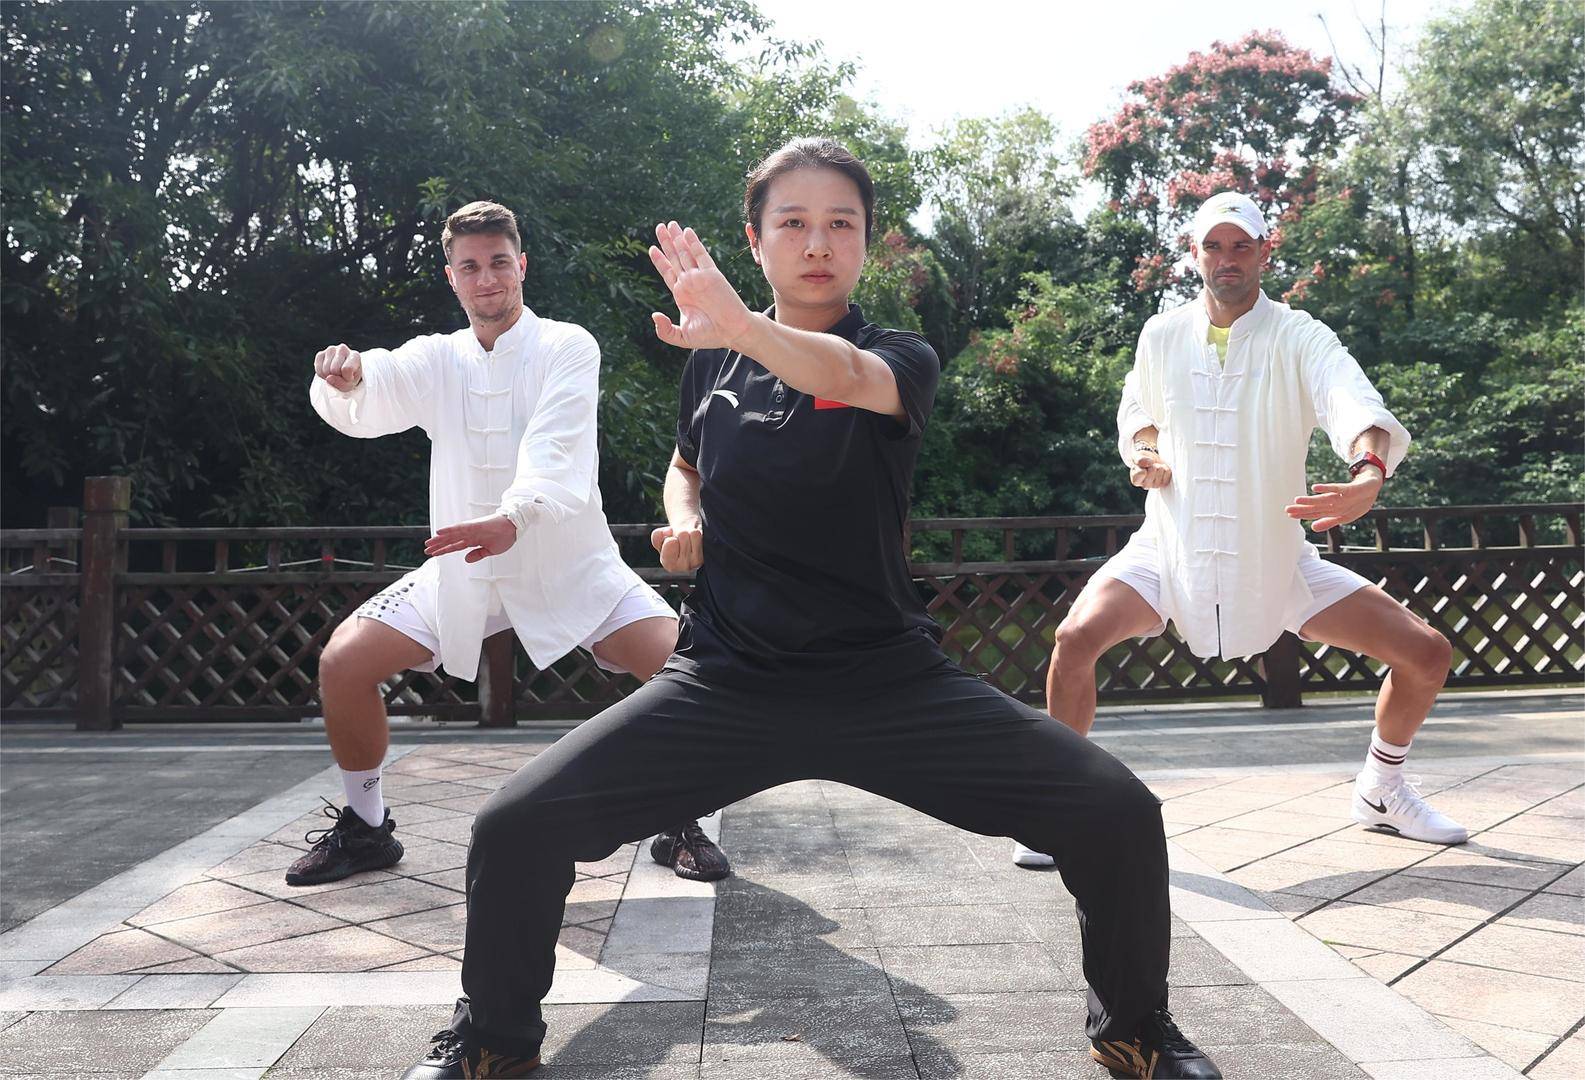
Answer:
[
  {"left": 2, "top": 479, "right": 1580, "bottom": 727},
  {"left": 1, "top": 513, "right": 81, "bottom": 715}
]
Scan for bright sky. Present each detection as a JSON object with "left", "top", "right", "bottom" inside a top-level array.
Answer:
[{"left": 747, "top": 0, "right": 1461, "bottom": 152}]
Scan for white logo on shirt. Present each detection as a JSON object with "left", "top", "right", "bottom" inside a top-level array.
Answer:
[{"left": 710, "top": 390, "right": 740, "bottom": 408}]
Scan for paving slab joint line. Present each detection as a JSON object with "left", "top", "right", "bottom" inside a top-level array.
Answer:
[
  {"left": 143, "top": 1003, "right": 325, "bottom": 1078},
  {"left": 1333, "top": 775, "right": 1585, "bottom": 991},
  {"left": 1526, "top": 1013, "right": 1585, "bottom": 1074},
  {"left": 820, "top": 779, "right": 929, "bottom": 1078},
  {"left": 1166, "top": 838, "right": 1526, "bottom": 1078}
]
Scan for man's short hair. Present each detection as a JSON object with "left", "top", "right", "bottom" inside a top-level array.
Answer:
[{"left": 442, "top": 201, "right": 521, "bottom": 260}]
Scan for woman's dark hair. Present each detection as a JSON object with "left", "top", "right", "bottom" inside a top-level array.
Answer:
[{"left": 743, "top": 137, "right": 875, "bottom": 244}]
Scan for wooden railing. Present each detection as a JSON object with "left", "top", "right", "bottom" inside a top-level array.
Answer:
[{"left": 2, "top": 478, "right": 1579, "bottom": 727}]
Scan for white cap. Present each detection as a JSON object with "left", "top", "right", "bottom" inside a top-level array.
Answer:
[{"left": 1191, "top": 192, "right": 1268, "bottom": 246}]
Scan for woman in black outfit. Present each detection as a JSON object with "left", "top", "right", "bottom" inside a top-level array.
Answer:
[{"left": 403, "top": 137, "right": 1219, "bottom": 1080}]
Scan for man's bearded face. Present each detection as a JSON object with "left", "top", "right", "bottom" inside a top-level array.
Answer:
[
  {"left": 1194, "top": 223, "right": 1270, "bottom": 306},
  {"left": 446, "top": 233, "right": 526, "bottom": 326}
]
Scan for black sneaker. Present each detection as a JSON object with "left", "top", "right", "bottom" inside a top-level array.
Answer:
[
  {"left": 401, "top": 1029, "right": 539, "bottom": 1078},
  {"left": 283, "top": 799, "right": 403, "bottom": 886},
  {"left": 1091, "top": 1006, "right": 1221, "bottom": 1078},
  {"left": 649, "top": 819, "right": 731, "bottom": 882}
]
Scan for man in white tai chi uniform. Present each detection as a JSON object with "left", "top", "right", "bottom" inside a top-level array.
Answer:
[
  {"left": 1013, "top": 191, "right": 1465, "bottom": 868},
  {"left": 289, "top": 201, "right": 729, "bottom": 886}
]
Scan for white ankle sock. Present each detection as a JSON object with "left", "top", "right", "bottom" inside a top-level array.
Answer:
[
  {"left": 340, "top": 766, "right": 385, "bottom": 827},
  {"left": 1361, "top": 731, "right": 1410, "bottom": 789}
]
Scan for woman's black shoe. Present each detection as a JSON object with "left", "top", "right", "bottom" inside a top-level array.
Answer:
[
  {"left": 1090, "top": 1006, "right": 1222, "bottom": 1078},
  {"left": 401, "top": 1029, "right": 540, "bottom": 1078}
]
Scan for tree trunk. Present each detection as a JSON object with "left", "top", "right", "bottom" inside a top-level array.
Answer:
[{"left": 1395, "top": 157, "right": 1417, "bottom": 321}]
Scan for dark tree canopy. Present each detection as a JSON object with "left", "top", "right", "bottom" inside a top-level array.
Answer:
[{"left": 3, "top": 1, "right": 1578, "bottom": 533}]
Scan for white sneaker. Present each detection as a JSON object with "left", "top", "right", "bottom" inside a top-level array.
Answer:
[
  {"left": 1352, "top": 774, "right": 1469, "bottom": 845},
  {"left": 1012, "top": 841, "right": 1055, "bottom": 867}
]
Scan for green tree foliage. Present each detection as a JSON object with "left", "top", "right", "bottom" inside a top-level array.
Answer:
[
  {"left": 1, "top": 0, "right": 867, "bottom": 524},
  {"left": 914, "top": 274, "right": 1138, "bottom": 555},
  {"left": 1278, "top": 0, "right": 1583, "bottom": 508},
  {"left": 2, "top": 1, "right": 1577, "bottom": 530},
  {"left": 1411, "top": 0, "right": 1584, "bottom": 299},
  {"left": 849, "top": 231, "right": 946, "bottom": 335},
  {"left": 920, "top": 109, "right": 1082, "bottom": 356}
]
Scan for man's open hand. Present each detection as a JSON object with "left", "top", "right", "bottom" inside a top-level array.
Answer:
[
  {"left": 425, "top": 514, "right": 518, "bottom": 563},
  {"left": 651, "top": 523, "right": 703, "bottom": 572},
  {"left": 1285, "top": 471, "right": 1384, "bottom": 532},
  {"left": 314, "top": 344, "right": 363, "bottom": 392}
]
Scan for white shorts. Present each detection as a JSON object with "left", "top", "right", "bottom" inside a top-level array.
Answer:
[
  {"left": 354, "top": 570, "right": 676, "bottom": 675},
  {"left": 1084, "top": 532, "right": 1372, "bottom": 642}
]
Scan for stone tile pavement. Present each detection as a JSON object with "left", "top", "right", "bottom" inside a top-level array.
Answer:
[
  {"left": 37, "top": 745, "right": 635, "bottom": 979},
  {"left": 0, "top": 691, "right": 1579, "bottom": 1078},
  {"left": 1167, "top": 759, "right": 1585, "bottom": 1077}
]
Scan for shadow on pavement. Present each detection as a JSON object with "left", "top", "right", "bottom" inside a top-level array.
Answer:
[{"left": 553, "top": 877, "right": 962, "bottom": 1078}]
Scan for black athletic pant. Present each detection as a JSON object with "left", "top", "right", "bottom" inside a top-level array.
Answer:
[{"left": 449, "top": 658, "right": 1170, "bottom": 1056}]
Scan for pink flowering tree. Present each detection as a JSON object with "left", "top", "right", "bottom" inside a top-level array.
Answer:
[
  {"left": 1083, "top": 31, "right": 1359, "bottom": 306},
  {"left": 852, "top": 230, "right": 949, "bottom": 335}
]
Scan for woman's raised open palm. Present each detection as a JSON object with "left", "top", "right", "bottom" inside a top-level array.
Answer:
[{"left": 648, "top": 221, "right": 753, "bottom": 351}]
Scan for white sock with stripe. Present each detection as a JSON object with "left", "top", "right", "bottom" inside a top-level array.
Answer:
[{"left": 1359, "top": 730, "right": 1410, "bottom": 790}]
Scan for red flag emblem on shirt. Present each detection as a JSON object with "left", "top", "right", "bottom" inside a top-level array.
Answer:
[{"left": 813, "top": 398, "right": 851, "bottom": 410}]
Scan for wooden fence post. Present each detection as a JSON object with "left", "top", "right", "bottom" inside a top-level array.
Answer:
[
  {"left": 78, "top": 477, "right": 131, "bottom": 731},
  {"left": 1259, "top": 631, "right": 1303, "bottom": 709},
  {"left": 477, "top": 629, "right": 516, "bottom": 728}
]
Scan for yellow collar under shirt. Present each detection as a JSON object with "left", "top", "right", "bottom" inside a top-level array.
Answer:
[{"left": 1207, "top": 322, "right": 1231, "bottom": 363}]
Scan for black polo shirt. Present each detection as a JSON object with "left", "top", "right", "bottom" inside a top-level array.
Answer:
[{"left": 667, "top": 304, "right": 946, "bottom": 690}]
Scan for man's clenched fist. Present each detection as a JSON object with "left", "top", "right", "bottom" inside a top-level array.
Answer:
[
  {"left": 1129, "top": 449, "right": 1173, "bottom": 490},
  {"left": 651, "top": 523, "right": 703, "bottom": 573},
  {"left": 314, "top": 343, "right": 363, "bottom": 392}
]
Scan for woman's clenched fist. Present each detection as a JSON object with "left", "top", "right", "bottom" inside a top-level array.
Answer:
[{"left": 650, "top": 523, "right": 703, "bottom": 572}]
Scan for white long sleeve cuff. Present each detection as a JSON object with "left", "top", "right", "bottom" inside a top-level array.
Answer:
[
  {"left": 1116, "top": 378, "right": 1156, "bottom": 465},
  {"left": 308, "top": 376, "right": 369, "bottom": 429},
  {"left": 497, "top": 496, "right": 545, "bottom": 536},
  {"left": 1326, "top": 403, "right": 1411, "bottom": 476},
  {"left": 331, "top": 381, "right": 366, "bottom": 425}
]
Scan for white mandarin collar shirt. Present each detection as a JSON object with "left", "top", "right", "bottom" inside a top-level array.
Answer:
[
  {"left": 310, "top": 307, "right": 633, "bottom": 680},
  {"left": 1117, "top": 291, "right": 1410, "bottom": 659}
]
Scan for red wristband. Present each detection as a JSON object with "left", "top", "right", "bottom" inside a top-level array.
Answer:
[{"left": 1348, "top": 450, "right": 1388, "bottom": 480}]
